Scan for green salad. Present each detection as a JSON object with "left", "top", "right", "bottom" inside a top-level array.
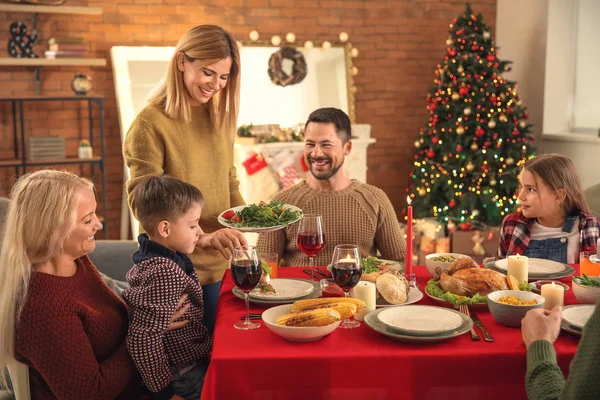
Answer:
[
  {"left": 361, "top": 256, "right": 385, "bottom": 274},
  {"left": 573, "top": 274, "right": 600, "bottom": 287},
  {"left": 425, "top": 279, "right": 488, "bottom": 306},
  {"left": 225, "top": 202, "right": 302, "bottom": 228}
]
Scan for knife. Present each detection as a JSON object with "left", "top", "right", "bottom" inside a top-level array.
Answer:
[
  {"left": 470, "top": 311, "right": 495, "bottom": 342},
  {"left": 314, "top": 268, "right": 330, "bottom": 278},
  {"left": 302, "top": 269, "right": 319, "bottom": 280}
]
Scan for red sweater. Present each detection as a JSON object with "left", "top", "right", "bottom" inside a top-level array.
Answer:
[{"left": 15, "top": 256, "right": 143, "bottom": 399}]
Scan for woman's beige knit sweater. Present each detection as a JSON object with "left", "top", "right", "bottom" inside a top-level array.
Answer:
[{"left": 123, "top": 104, "right": 245, "bottom": 284}]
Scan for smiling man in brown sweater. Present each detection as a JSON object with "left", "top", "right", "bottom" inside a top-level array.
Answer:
[{"left": 257, "top": 108, "right": 406, "bottom": 266}]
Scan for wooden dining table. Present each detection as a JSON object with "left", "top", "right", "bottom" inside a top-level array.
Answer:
[{"left": 201, "top": 265, "right": 581, "bottom": 400}]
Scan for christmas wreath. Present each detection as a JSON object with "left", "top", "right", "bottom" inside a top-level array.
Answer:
[{"left": 267, "top": 47, "right": 307, "bottom": 87}]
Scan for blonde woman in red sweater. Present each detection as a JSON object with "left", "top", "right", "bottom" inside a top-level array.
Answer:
[{"left": 0, "top": 170, "right": 147, "bottom": 399}]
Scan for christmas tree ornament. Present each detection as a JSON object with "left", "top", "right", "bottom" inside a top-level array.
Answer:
[
  {"left": 466, "top": 162, "right": 474, "bottom": 172},
  {"left": 446, "top": 37, "right": 453, "bottom": 46},
  {"left": 475, "top": 127, "right": 485, "bottom": 137},
  {"left": 285, "top": 32, "right": 296, "bottom": 43},
  {"left": 448, "top": 49, "right": 456, "bottom": 57},
  {"left": 456, "top": 145, "right": 463, "bottom": 152},
  {"left": 339, "top": 32, "right": 349, "bottom": 42},
  {"left": 432, "top": 137, "right": 440, "bottom": 144},
  {"left": 483, "top": 31, "right": 491, "bottom": 39},
  {"left": 449, "top": 199, "right": 457, "bottom": 208},
  {"left": 470, "top": 143, "right": 478, "bottom": 151},
  {"left": 304, "top": 40, "right": 314, "bottom": 49},
  {"left": 519, "top": 120, "right": 527, "bottom": 128},
  {"left": 427, "top": 150, "right": 436, "bottom": 158},
  {"left": 420, "top": 138, "right": 424, "bottom": 143},
  {"left": 506, "top": 157, "right": 515, "bottom": 165},
  {"left": 419, "top": 189, "right": 427, "bottom": 196},
  {"left": 490, "top": 179, "right": 497, "bottom": 186},
  {"left": 271, "top": 35, "right": 281, "bottom": 46},
  {"left": 452, "top": 92, "right": 460, "bottom": 100},
  {"left": 414, "top": 141, "right": 421, "bottom": 148},
  {"left": 443, "top": 156, "right": 448, "bottom": 162},
  {"left": 459, "top": 87, "right": 469, "bottom": 96},
  {"left": 456, "top": 126, "right": 465, "bottom": 135},
  {"left": 499, "top": 114, "right": 508, "bottom": 123},
  {"left": 463, "top": 107, "right": 472, "bottom": 115},
  {"left": 249, "top": 30, "right": 260, "bottom": 41},
  {"left": 488, "top": 119, "right": 496, "bottom": 128},
  {"left": 457, "top": 65, "right": 464, "bottom": 73},
  {"left": 486, "top": 54, "right": 495, "bottom": 62}
]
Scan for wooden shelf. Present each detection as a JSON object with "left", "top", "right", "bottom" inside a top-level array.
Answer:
[
  {"left": 0, "top": 4, "right": 102, "bottom": 15},
  {"left": 0, "top": 57, "right": 106, "bottom": 67},
  {"left": 0, "top": 157, "right": 103, "bottom": 167},
  {"left": 0, "top": 159, "right": 20, "bottom": 167}
]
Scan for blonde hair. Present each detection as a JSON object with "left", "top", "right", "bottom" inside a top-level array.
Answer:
[
  {"left": 150, "top": 25, "right": 240, "bottom": 137},
  {"left": 0, "top": 170, "right": 93, "bottom": 387},
  {"left": 522, "top": 154, "right": 589, "bottom": 215}
]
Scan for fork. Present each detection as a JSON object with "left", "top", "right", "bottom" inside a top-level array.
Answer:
[{"left": 459, "top": 304, "right": 480, "bottom": 341}]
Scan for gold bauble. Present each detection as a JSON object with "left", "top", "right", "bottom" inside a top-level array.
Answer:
[
  {"left": 463, "top": 107, "right": 472, "bottom": 116},
  {"left": 519, "top": 120, "right": 527, "bottom": 128},
  {"left": 443, "top": 156, "right": 448, "bottom": 162},
  {"left": 446, "top": 37, "right": 453, "bottom": 46},
  {"left": 506, "top": 157, "right": 515, "bottom": 165},
  {"left": 456, "top": 126, "right": 465, "bottom": 135},
  {"left": 466, "top": 162, "right": 475, "bottom": 172},
  {"left": 414, "top": 141, "right": 421, "bottom": 148},
  {"left": 488, "top": 120, "right": 496, "bottom": 129},
  {"left": 471, "top": 143, "right": 478, "bottom": 151},
  {"left": 490, "top": 179, "right": 497, "bottom": 186},
  {"left": 419, "top": 189, "right": 427, "bottom": 196},
  {"left": 420, "top": 138, "right": 424, "bottom": 143},
  {"left": 457, "top": 65, "right": 464, "bottom": 73},
  {"left": 452, "top": 92, "right": 460, "bottom": 100},
  {"left": 499, "top": 114, "right": 508, "bottom": 123}
]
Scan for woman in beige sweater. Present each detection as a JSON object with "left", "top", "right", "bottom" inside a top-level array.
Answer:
[{"left": 123, "top": 25, "right": 247, "bottom": 334}]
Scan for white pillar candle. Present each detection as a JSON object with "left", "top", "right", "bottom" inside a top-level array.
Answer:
[
  {"left": 541, "top": 282, "right": 564, "bottom": 311},
  {"left": 352, "top": 281, "right": 376, "bottom": 321},
  {"left": 507, "top": 254, "right": 529, "bottom": 283}
]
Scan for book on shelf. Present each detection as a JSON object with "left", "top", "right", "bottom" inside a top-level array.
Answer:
[
  {"left": 45, "top": 50, "right": 88, "bottom": 59},
  {"left": 49, "top": 43, "right": 87, "bottom": 52},
  {"left": 48, "top": 37, "right": 86, "bottom": 45}
]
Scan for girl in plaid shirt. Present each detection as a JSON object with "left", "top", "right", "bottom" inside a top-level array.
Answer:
[
  {"left": 498, "top": 154, "right": 599, "bottom": 263},
  {"left": 123, "top": 175, "right": 211, "bottom": 400}
]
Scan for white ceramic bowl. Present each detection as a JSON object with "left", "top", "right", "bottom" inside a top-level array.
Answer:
[
  {"left": 261, "top": 304, "right": 341, "bottom": 342},
  {"left": 487, "top": 290, "right": 545, "bottom": 328},
  {"left": 425, "top": 252, "right": 468, "bottom": 277},
  {"left": 572, "top": 276, "right": 600, "bottom": 304}
]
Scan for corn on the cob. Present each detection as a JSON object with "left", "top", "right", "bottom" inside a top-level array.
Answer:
[
  {"left": 291, "top": 297, "right": 366, "bottom": 314},
  {"left": 276, "top": 308, "right": 341, "bottom": 327}
]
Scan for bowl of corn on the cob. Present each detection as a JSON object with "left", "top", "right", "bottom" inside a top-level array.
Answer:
[{"left": 262, "top": 298, "right": 366, "bottom": 341}]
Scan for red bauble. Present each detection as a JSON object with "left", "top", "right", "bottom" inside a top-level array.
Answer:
[
  {"left": 460, "top": 222, "right": 473, "bottom": 231},
  {"left": 471, "top": 45, "right": 478, "bottom": 51},
  {"left": 427, "top": 150, "right": 436, "bottom": 158},
  {"left": 430, "top": 103, "right": 437, "bottom": 111},
  {"left": 481, "top": 164, "right": 488, "bottom": 172},
  {"left": 459, "top": 87, "right": 469, "bottom": 96},
  {"left": 448, "top": 49, "right": 456, "bottom": 57},
  {"left": 456, "top": 145, "right": 463, "bottom": 152},
  {"left": 475, "top": 128, "right": 485, "bottom": 137},
  {"left": 486, "top": 54, "right": 495, "bottom": 62},
  {"left": 507, "top": 107, "right": 514, "bottom": 114},
  {"left": 490, "top": 95, "right": 498, "bottom": 104},
  {"left": 432, "top": 137, "right": 440, "bottom": 144},
  {"left": 449, "top": 199, "right": 456, "bottom": 208},
  {"left": 524, "top": 112, "right": 529, "bottom": 119},
  {"left": 512, "top": 130, "right": 519, "bottom": 136}
]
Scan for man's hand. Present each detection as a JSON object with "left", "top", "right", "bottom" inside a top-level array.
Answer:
[
  {"left": 197, "top": 228, "right": 248, "bottom": 259},
  {"left": 521, "top": 306, "right": 562, "bottom": 350},
  {"left": 167, "top": 294, "right": 190, "bottom": 331}
]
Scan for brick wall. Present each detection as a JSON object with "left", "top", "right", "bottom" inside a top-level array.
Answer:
[{"left": 0, "top": 0, "right": 496, "bottom": 239}]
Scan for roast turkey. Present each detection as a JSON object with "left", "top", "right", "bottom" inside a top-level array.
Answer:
[{"left": 434, "top": 256, "right": 508, "bottom": 296}]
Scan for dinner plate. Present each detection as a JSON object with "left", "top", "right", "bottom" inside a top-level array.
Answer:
[
  {"left": 424, "top": 283, "right": 489, "bottom": 310},
  {"left": 232, "top": 279, "right": 321, "bottom": 306},
  {"left": 494, "top": 258, "right": 566, "bottom": 275},
  {"left": 484, "top": 261, "right": 575, "bottom": 281},
  {"left": 560, "top": 320, "right": 582, "bottom": 337},
  {"left": 531, "top": 280, "right": 570, "bottom": 294},
  {"left": 326, "top": 259, "right": 404, "bottom": 274},
  {"left": 377, "top": 287, "right": 423, "bottom": 308},
  {"left": 217, "top": 204, "right": 303, "bottom": 233},
  {"left": 377, "top": 305, "right": 463, "bottom": 335},
  {"left": 249, "top": 278, "right": 314, "bottom": 300},
  {"left": 364, "top": 307, "right": 473, "bottom": 343},
  {"left": 562, "top": 304, "right": 595, "bottom": 329}
]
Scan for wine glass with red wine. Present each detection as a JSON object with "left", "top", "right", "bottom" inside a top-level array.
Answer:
[
  {"left": 331, "top": 244, "right": 362, "bottom": 329},
  {"left": 297, "top": 215, "right": 325, "bottom": 277},
  {"left": 230, "top": 245, "right": 262, "bottom": 330}
]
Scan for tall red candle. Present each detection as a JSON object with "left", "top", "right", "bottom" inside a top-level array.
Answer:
[{"left": 406, "top": 196, "right": 413, "bottom": 277}]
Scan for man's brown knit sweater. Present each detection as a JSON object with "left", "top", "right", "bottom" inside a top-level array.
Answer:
[
  {"left": 123, "top": 104, "right": 245, "bottom": 284},
  {"left": 257, "top": 181, "right": 406, "bottom": 266}
]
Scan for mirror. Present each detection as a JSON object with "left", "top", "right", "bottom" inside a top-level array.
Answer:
[{"left": 111, "top": 41, "right": 357, "bottom": 238}]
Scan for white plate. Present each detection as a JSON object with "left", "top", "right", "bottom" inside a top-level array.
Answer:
[
  {"left": 377, "top": 287, "right": 423, "bottom": 308},
  {"left": 377, "top": 305, "right": 463, "bottom": 335},
  {"left": 327, "top": 259, "right": 404, "bottom": 273},
  {"left": 562, "top": 304, "right": 595, "bottom": 329},
  {"left": 248, "top": 278, "right": 315, "bottom": 300},
  {"left": 495, "top": 258, "right": 566, "bottom": 274},
  {"left": 424, "top": 282, "right": 489, "bottom": 310},
  {"left": 217, "top": 204, "right": 303, "bottom": 233}
]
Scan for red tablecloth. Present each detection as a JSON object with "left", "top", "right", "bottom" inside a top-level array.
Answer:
[{"left": 201, "top": 266, "right": 581, "bottom": 400}]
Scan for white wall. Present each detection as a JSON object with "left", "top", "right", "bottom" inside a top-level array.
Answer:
[{"left": 496, "top": 0, "right": 600, "bottom": 190}]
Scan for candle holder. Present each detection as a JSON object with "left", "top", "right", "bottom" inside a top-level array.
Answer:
[{"left": 405, "top": 271, "right": 418, "bottom": 289}]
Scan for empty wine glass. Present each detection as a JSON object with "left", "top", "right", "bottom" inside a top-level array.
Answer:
[
  {"left": 297, "top": 214, "right": 325, "bottom": 278},
  {"left": 331, "top": 244, "right": 362, "bottom": 329},
  {"left": 230, "top": 245, "right": 262, "bottom": 330}
]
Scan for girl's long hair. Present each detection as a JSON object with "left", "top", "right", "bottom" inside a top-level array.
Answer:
[
  {"left": 523, "top": 154, "right": 589, "bottom": 215},
  {"left": 149, "top": 25, "right": 240, "bottom": 137},
  {"left": 0, "top": 170, "right": 93, "bottom": 387}
]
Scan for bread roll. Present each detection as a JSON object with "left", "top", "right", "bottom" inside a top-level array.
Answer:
[{"left": 376, "top": 273, "right": 408, "bottom": 304}]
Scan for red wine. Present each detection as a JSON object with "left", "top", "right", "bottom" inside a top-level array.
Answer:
[
  {"left": 331, "top": 262, "right": 362, "bottom": 291},
  {"left": 297, "top": 232, "right": 326, "bottom": 258},
  {"left": 231, "top": 259, "right": 262, "bottom": 293}
]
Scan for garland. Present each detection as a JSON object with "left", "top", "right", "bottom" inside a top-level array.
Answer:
[{"left": 268, "top": 47, "right": 307, "bottom": 87}]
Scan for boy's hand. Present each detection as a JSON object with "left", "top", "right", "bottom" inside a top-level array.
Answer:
[
  {"left": 167, "top": 294, "right": 190, "bottom": 331},
  {"left": 197, "top": 228, "right": 248, "bottom": 259}
]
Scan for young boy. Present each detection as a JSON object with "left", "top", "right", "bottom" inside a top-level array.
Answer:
[{"left": 123, "top": 175, "right": 211, "bottom": 400}]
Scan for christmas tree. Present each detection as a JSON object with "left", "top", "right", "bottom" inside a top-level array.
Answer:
[{"left": 408, "top": 3, "right": 535, "bottom": 229}]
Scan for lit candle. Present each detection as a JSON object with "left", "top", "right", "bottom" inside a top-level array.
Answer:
[
  {"left": 352, "top": 281, "right": 376, "bottom": 321},
  {"left": 541, "top": 281, "right": 564, "bottom": 311},
  {"left": 507, "top": 254, "right": 529, "bottom": 283},
  {"left": 405, "top": 196, "right": 413, "bottom": 278}
]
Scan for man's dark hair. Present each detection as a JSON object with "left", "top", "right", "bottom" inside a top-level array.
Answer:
[
  {"left": 133, "top": 175, "right": 204, "bottom": 233},
  {"left": 305, "top": 107, "right": 352, "bottom": 143}
]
